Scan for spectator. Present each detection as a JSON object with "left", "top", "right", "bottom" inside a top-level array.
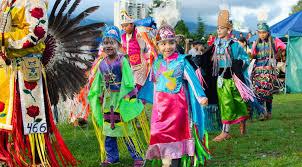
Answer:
[
  {"left": 188, "top": 41, "right": 199, "bottom": 57},
  {"left": 207, "top": 33, "right": 215, "bottom": 46},
  {"left": 175, "top": 34, "right": 185, "bottom": 54}
]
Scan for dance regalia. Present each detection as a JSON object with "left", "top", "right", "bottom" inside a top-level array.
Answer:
[
  {"left": 194, "top": 38, "right": 250, "bottom": 125},
  {"left": 251, "top": 37, "right": 286, "bottom": 113},
  {"left": 88, "top": 54, "right": 150, "bottom": 163},
  {"left": 192, "top": 46, "right": 222, "bottom": 131},
  {"left": 140, "top": 53, "right": 210, "bottom": 166},
  {"left": 0, "top": 0, "right": 77, "bottom": 166},
  {"left": 122, "top": 29, "right": 149, "bottom": 87}
]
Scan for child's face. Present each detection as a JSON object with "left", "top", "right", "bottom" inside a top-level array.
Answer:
[
  {"left": 103, "top": 38, "right": 119, "bottom": 57},
  {"left": 217, "top": 26, "right": 230, "bottom": 39},
  {"left": 158, "top": 40, "right": 176, "bottom": 58},
  {"left": 121, "top": 23, "right": 134, "bottom": 34},
  {"left": 258, "top": 31, "right": 269, "bottom": 41}
]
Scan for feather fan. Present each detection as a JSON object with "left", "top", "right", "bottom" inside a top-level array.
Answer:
[{"left": 43, "top": 0, "right": 104, "bottom": 105}]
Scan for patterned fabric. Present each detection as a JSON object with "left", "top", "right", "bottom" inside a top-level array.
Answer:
[
  {"left": 0, "top": 0, "right": 48, "bottom": 132},
  {"left": 103, "top": 26, "right": 121, "bottom": 43},
  {"left": 99, "top": 56, "right": 123, "bottom": 91},
  {"left": 0, "top": 1, "right": 78, "bottom": 166},
  {"left": 88, "top": 55, "right": 144, "bottom": 135},
  {"left": 252, "top": 40, "right": 280, "bottom": 102},
  {"left": 88, "top": 54, "right": 149, "bottom": 163},
  {"left": 145, "top": 53, "right": 207, "bottom": 160},
  {"left": 0, "top": 66, "right": 13, "bottom": 130},
  {"left": 156, "top": 23, "right": 175, "bottom": 42},
  {"left": 18, "top": 70, "right": 47, "bottom": 135},
  {"left": 153, "top": 53, "right": 184, "bottom": 94},
  {"left": 257, "top": 22, "right": 270, "bottom": 32},
  {"left": 98, "top": 55, "right": 135, "bottom": 137},
  {"left": 213, "top": 39, "right": 250, "bottom": 123},
  {"left": 1, "top": 0, "right": 48, "bottom": 58},
  {"left": 121, "top": 29, "right": 148, "bottom": 86},
  {"left": 122, "top": 30, "right": 141, "bottom": 65},
  {"left": 212, "top": 39, "right": 250, "bottom": 77}
]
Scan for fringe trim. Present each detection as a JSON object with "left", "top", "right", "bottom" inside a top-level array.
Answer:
[
  {"left": 122, "top": 110, "right": 150, "bottom": 158},
  {"left": 28, "top": 133, "right": 50, "bottom": 167},
  {"left": 193, "top": 126, "right": 211, "bottom": 166},
  {"left": 204, "top": 105, "right": 222, "bottom": 132},
  {"left": 94, "top": 110, "right": 150, "bottom": 163},
  {"left": 232, "top": 74, "right": 256, "bottom": 102},
  {"left": 92, "top": 115, "right": 106, "bottom": 162}
]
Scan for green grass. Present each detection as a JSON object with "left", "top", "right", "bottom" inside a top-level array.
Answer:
[{"left": 59, "top": 94, "right": 302, "bottom": 167}]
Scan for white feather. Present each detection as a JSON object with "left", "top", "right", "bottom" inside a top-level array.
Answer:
[
  {"left": 152, "top": 1, "right": 180, "bottom": 28},
  {"left": 257, "top": 9, "right": 268, "bottom": 22}
]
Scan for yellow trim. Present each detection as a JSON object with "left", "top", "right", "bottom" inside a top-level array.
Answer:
[
  {"left": 29, "top": 134, "right": 36, "bottom": 166},
  {"left": 92, "top": 115, "right": 106, "bottom": 162}
]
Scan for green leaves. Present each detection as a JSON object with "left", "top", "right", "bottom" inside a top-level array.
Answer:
[
  {"left": 0, "top": 113, "right": 7, "bottom": 118},
  {"left": 23, "top": 89, "right": 31, "bottom": 94},
  {"left": 290, "top": 0, "right": 302, "bottom": 15},
  {"left": 174, "top": 20, "right": 190, "bottom": 38},
  {"left": 40, "top": 20, "right": 46, "bottom": 24},
  {"left": 35, "top": 118, "right": 42, "bottom": 123}
]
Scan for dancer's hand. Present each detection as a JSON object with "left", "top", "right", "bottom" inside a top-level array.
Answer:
[{"left": 200, "top": 98, "right": 208, "bottom": 106}]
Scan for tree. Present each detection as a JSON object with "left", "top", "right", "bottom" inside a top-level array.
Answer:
[
  {"left": 290, "top": 0, "right": 302, "bottom": 15},
  {"left": 192, "top": 16, "right": 205, "bottom": 41},
  {"left": 174, "top": 20, "right": 190, "bottom": 37}
]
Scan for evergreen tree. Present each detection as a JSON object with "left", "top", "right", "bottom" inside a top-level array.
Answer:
[
  {"left": 291, "top": 0, "right": 302, "bottom": 15},
  {"left": 194, "top": 16, "right": 205, "bottom": 41},
  {"left": 174, "top": 20, "right": 190, "bottom": 37}
]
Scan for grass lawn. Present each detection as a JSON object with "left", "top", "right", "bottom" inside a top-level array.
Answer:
[{"left": 59, "top": 94, "right": 302, "bottom": 167}]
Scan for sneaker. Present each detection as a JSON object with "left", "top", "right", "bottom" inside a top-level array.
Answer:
[
  {"left": 133, "top": 160, "right": 145, "bottom": 167},
  {"left": 100, "top": 160, "right": 120, "bottom": 167}
]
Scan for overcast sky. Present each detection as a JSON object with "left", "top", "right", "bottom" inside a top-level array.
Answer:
[{"left": 49, "top": 0, "right": 299, "bottom": 31}]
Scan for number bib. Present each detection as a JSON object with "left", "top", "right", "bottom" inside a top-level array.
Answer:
[{"left": 18, "top": 71, "right": 48, "bottom": 135}]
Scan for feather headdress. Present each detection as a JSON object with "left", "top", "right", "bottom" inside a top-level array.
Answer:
[{"left": 257, "top": 9, "right": 269, "bottom": 31}]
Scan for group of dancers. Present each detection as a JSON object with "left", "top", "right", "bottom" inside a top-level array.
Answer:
[
  {"left": 87, "top": 8, "right": 286, "bottom": 167},
  {"left": 0, "top": 0, "right": 285, "bottom": 166}
]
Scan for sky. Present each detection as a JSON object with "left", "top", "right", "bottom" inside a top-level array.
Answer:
[{"left": 48, "top": 0, "right": 299, "bottom": 31}]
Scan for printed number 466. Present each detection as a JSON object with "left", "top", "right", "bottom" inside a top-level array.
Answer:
[{"left": 27, "top": 122, "right": 47, "bottom": 133}]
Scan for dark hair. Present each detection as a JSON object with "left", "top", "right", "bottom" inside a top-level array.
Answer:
[
  {"left": 238, "top": 37, "right": 247, "bottom": 44},
  {"left": 254, "top": 33, "right": 275, "bottom": 59},
  {"left": 192, "top": 41, "right": 199, "bottom": 46}
]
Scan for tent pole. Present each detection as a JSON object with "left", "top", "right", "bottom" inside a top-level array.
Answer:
[{"left": 284, "top": 35, "right": 289, "bottom": 94}]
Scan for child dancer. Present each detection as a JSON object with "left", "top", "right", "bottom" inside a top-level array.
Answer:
[
  {"left": 140, "top": 22, "right": 210, "bottom": 167},
  {"left": 88, "top": 26, "right": 149, "bottom": 167}
]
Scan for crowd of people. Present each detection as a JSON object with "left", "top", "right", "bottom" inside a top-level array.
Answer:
[
  {"left": 86, "top": 8, "right": 286, "bottom": 166},
  {"left": 0, "top": 0, "right": 287, "bottom": 166}
]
